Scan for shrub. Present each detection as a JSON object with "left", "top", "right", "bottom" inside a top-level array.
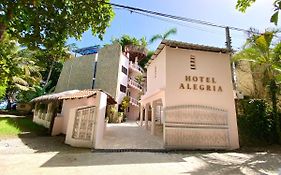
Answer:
[{"left": 237, "top": 99, "right": 276, "bottom": 146}]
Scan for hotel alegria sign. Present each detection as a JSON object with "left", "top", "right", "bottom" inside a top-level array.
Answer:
[{"left": 179, "top": 75, "right": 223, "bottom": 92}]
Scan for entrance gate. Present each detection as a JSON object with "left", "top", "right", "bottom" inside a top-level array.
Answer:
[
  {"left": 72, "top": 106, "right": 96, "bottom": 140},
  {"left": 164, "top": 105, "right": 230, "bottom": 149},
  {"left": 65, "top": 106, "right": 96, "bottom": 148}
]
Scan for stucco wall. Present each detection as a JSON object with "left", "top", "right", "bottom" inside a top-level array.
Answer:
[
  {"left": 55, "top": 54, "right": 97, "bottom": 92},
  {"left": 165, "top": 46, "right": 239, "bottom": 149},
  {"left": 64, "top": 92, "right": 107, "bottom": 148},
  {"left": 146, "top": 47, "right": 166, "bottom": 94},
  {"left": 115, "top": 54, "right": 129, "bottom": 104},
  {"left": 94, "top": 43, "right": 122, "bottom": 99},
  {"left": 60, "top": 97, "right": 97, "bottom": 134},
  {"left": 235, "top": 60, "right": 255, "bottom": 96}
]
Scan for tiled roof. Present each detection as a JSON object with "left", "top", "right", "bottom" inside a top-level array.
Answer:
[
  {"left": 31, "top": 89, "right": 116, "bottom": 105},
  {"left": 59, "top": 89, "right": 97, "bottom": 100},
  {"left": 31, "top": 90, "right": 80, "bottom": 102}
]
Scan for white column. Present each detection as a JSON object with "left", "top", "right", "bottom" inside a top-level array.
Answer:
[
  {"left": 151, "top": 106, "right": 155, "bottom": 135},
  {"left": 145, "top": 105, "right": 149, "bottom": 130},
  {"left": 140, "top": 106, "right": 144, "bottom": 126}
]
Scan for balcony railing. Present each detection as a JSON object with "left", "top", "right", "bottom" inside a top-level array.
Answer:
[
  {"left": 130, "top": 97, "right": 139, "bottom": 106},
  {"left": 129, "top": 62, "right": 144, "bottom": 74},
  {"left": 128, "top": 78, "right": 142, "bottom": 91}
]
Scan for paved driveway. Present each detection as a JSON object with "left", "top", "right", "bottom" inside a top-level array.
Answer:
[{"left": 1, "top": 136, "right": 281, "bottom": 175}]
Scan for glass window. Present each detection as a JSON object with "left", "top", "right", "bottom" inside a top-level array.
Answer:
[
  {"left": 122, "top": 66, "right": 127, "bottom": 75},
  {"left": 120, "top": 84, "right": 127, "bottom": 93}
]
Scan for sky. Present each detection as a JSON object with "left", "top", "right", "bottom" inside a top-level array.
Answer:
[{"left": 67, "top": 0, "right": 277, "bottom": 51}]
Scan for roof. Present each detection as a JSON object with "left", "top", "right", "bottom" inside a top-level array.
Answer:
[
  {"left": 146, "top": 40, "right": 229, "bottom": 68},
  {"left": 31, "top": 90, "right": 80, "bottom": 103},
  {"left": 31, "top": 89, "right": 116, "bottom": 105},
  {"left": 59, "top": 89, "right": 116, "bottom": 105},
  {"left": 73, "top": 45, "right": 100, "bottom": 55}
]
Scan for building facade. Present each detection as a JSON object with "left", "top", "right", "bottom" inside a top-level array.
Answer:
[
  {"left": 55, "top": 43, "right": 146, "bottom": 120},
  {"left": 140, "top": 40, "right": 239, "bottom": 150}
]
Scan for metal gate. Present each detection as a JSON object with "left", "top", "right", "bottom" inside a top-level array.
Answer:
[{"left": 72, "top": 106, "right": 96, "bottom": 141}]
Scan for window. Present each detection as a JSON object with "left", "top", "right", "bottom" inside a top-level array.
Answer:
[
  {"left": 190, "top": 55, "right": 196, "bottom": 70},
  {"left": 122, "top": 66, "right": 127, "bottom": 75},
  {"left": 120, "top": 84, "right": 127, "bottom": 93}
]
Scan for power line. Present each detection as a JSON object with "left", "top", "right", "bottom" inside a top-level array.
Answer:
[{"left": 99, "top": 0, "right": 255, "bottom": 34}]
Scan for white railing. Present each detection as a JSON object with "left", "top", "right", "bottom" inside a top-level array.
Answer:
[
  {"left": 128, "top": 78, "right": 142, "bottom": 91},
  {"left": 130, "top": 97, "right": 139, "bottom": 106},
  {"left": 129, "top": 62, "right": 144, "bottom": 74}
]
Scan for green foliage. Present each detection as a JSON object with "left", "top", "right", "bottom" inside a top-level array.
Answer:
[
  {"left": 149, "top": 28, "right": 177, "bottom": 44},
  {"left": 237, "top": 99, "right": 276, "bottom": 145},
  {"left": 236, "top": 0, "right": 281, "bottom": 25},
  {"left": 17, "top": 81, "right": 54, "bottom": 103},
  {"left": 111, "top": 35, "right": 147, "bottom": 50},
  {"left": 120, "top": 96, "right": 130, "bottom": 111},
  {"left": 0, "top": 33, "right": 42, "bottom": 108},
  {"left": 139, "top": 50, "right": 154, "bottom": 69},
  {"left": 1, "top": 0, "right": 114, "bottom": 49},
  {"left": 0, "top": 85, "right": 7, "bottom": 100},
  {"left": 107, "top": 106, "right": 119, "bottom": 123},
  {"left": 234, "top": 30, "right": 281, "bottom": 143}
]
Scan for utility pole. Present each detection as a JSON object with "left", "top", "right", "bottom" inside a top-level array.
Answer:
[{"left": 225, "top": 26, "right": 237, "bottom": 90}]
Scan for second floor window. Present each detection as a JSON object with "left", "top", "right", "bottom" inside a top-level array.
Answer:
[
  {"left": 122, "top": 66, "right": 127, "bottom": 75},
  {"left": 120, "top": 84, "right": 127, "bottom": 93}
]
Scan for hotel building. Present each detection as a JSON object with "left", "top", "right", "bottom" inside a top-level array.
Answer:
[
  {"left": 140, "top": 40, "right": 239, "bottom": 150},
  {"left": 55, "top": 43, "right": 147, "bottom": 120}
]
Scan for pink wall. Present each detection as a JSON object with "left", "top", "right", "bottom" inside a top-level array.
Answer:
[
  {"left": 165, "top": 47, "right": 239, "bottom": 149},
  {"left": 58, "top": 97, "right": 97, "bottom": 134}
]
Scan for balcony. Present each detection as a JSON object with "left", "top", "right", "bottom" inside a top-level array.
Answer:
[
  {"left": 128, "top": 78, "right": 142, "bottom": 91},
  {"left": 130, "top": 97, "right": 139, "bottom": 106},
  {"left": 129, "top": 62, "right": 144, "bottom": 74}
]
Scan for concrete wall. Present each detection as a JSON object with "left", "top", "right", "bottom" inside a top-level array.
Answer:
[
  {"left": 94, "top": 43, "right": 122, "bottom": 99},
  {"left": 146, "top": 47, "right": 166, "bottom": 94},
  {"left": 64, "top": 91, "right": 107, "bottom": 148},
  {"left": 55, "top": 54, "right": 97, "bottom": 92},
  {"left": 94, "top": 92, "right": 107, "bottom": 148},
  {"left": 58, "top": 97, "right": 97, "bottom": 134},
  {"left": 165, "top": 47, "right": 239, "bottom": 149},
  {"left": 115, "top": 53, "right": 129, "bottom": 104},
  {"left": 33, "top": 102, "right": 55, "bottom": 128},
  {"left": 235, "top": 60, "right": 255, "bottom": 96}
]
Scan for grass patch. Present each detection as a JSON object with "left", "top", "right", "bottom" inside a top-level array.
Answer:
[{"left": 0, "top": 116, "right": 48, "bottom": 137}]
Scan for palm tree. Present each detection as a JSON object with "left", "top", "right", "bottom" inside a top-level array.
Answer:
[
  {"left": 233, "top": 29, "right": 281, "bottom": 142},
  {"left": 149, "top": 28, "right": 177, "bottom": 44},
  {"left": 0, "top": 33, "right": 42, "bottom": 109}
]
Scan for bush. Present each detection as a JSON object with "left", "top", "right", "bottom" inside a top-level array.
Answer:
[{"left": 237, "top": 99, "right": 276, "bottom": 146}]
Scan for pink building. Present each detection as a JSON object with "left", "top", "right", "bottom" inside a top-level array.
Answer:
[{"left": 140, "top": 40, "right": 239, "bottom": 150}]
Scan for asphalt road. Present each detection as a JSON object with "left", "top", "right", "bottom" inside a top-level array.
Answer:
[{"left": 1, "top": 136, "right": 281, "bottom": 175}]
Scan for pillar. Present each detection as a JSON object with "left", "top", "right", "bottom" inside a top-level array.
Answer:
[
  {"left": 145, "top": 105, "right": 149, "bottom": 130},
  {"left": 151, "top": 106, "right": 155, "bottom": 135},
  {"left": 140, "top": 106, "right": 144, "bottom": 126}
]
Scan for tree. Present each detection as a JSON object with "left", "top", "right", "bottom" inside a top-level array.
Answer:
[
  {"left": 236, "top": 0, "right": 281, "bottom": 25},
  {"left": 35, "top": 43, "right": 76, "bottom": 86},
  {"left": 111, "top": 35, "right": 147, "bottom": 51},
  {"left": 233, "top": 30, "right": 281, "bottom": 142},
  {"left": 149, "top": 28, "right": 177, "bottom": 44},
  {"left": 1, "top": 0, "right": 114, "bottom": 49},
  {"left": 139, "top": 50, "right": 154, "bottom": 69},
  {"left": 0, "top": 33, "right": 42, "bottom": 109}
]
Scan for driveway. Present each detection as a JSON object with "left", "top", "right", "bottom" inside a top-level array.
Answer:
[{"left": 1, "top": 136, "right": 281, "bottom": 175}]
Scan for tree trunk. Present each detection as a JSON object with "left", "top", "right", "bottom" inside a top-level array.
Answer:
[
  {"left": 0, "top": 22, "right": 6, "bottom": 41},
  {"left": 46, "top": 61, "right": 55, "bottom": 84},
  {"left": 5, "top": 92, "right": 11, "bottom": 110}
]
